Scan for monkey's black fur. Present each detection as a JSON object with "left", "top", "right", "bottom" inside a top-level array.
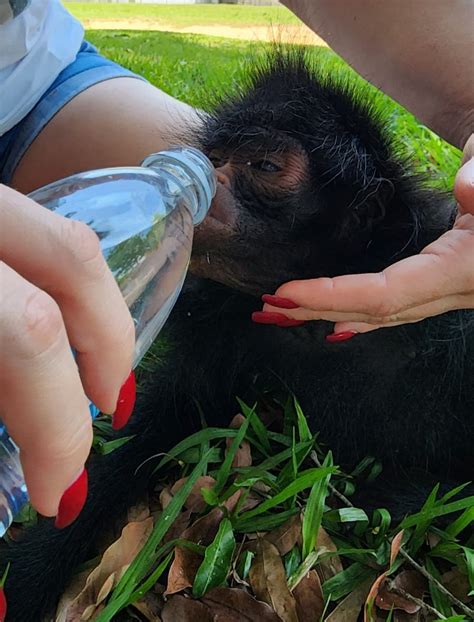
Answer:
[{"left": 3, "top": 52, "right": 473, "bottom": 620}]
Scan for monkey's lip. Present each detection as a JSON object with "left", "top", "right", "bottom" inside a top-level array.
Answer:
[
  {"left": 196, "top": 192, "right": 237, "bottom": 232},
  {"left": 193, "top": 215, "right": 236, "bottom": 248}
]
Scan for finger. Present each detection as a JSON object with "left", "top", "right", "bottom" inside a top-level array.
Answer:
[
  {"left": 0, "top": 262, "right": 92, "bottom": 516},
  {"left": 262, "top": 302, "right": 375, "bottom": 323},
  {"left": 274, "top": 236, "right": 469, "bottom": 323},
  {"left": 333, "top": 293, "right": 473, "bottom": 334},
  {"left": 454, "top": 151, "right": 474, "bottom": 216},
  {"left": 0, "top": 185, "right": 135, "bottom": 412}
]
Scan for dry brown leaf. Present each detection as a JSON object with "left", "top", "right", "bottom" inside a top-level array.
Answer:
[
  {"left": 264, "top": 513, "right": 302, "bottom": 556},
  {"left": 161, "top": 594, "right": 213, "bottom": 621},
  {"left": 226, "top": 414, "right": 252, "bottom": 468},
  {"left": 159, "top": 487, "right": 174, "bottom": 511},
  {"left": 325, "top": 577, "right": 373, "bottom": 622},
  {"left": 393, "top": 612, "right": 421, "bottom": 622},
  {"left": 166, "top": 507, "right": 225, "bottom": 595},
  {"left": 292, "top": 570, "right": 324, "bottom": 621},
  {"left": 128, "top": 498, "right": 150, "bottom": 522},
  {"left": 376, "top": 571, "right": 426, "bottom": 614},
  {"left": 441, "top": 568, "right": 471, "bottom": 602},
  {"left": 249, "top": 539, "right": 299, "bottom": 622},
  {"left": 229, "top": 414, "right": 246, "bottom": 428},
  {"left": 203, "top": 587, "right": 282, "bottom": 621},
  {"left": 223, "top": 489, "right": 243, "bottom": 513},
  {"left": 239, "top": 490, "right": 262, "bottom": 512},
  {"left": 390, "top": 531, "right": 405, "bottom": 566},
  {"left": 364, "top": 531, "right": 405, "bottom": 621},
  {"left": 132, "top": 591, "right": 164, "bottom": 620},
  {"left": 55, "top": 569, "right": 91, "bottom": 622},
  {"left": 163, "top": 509, "right": 192, "bottom": 544},
  {"left": 55, "top": 516, "right": 153, "bottom": 621},
  {"left": 315, "top": 526, "right": 343, "bottom": 583},
  {"left": 170, "top": 476, "right": 217, "bottom": 513}
]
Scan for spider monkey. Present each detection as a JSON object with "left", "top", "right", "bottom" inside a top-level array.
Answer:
[{"left": 2, "top": 50, "right": 473, "bottom": 620}]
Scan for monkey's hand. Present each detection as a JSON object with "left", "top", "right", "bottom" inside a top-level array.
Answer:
[{"left": 262, "top": 136, "right": 474, "bottom": 336}]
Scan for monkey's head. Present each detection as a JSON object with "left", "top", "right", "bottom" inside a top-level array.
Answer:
[{"left": 190, "top": 51, "right": 451, "bottom": 296}]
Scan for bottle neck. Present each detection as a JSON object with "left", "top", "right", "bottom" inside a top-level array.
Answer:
[{"left": 141, "top": 147, "right": 216, "bottom": 224}]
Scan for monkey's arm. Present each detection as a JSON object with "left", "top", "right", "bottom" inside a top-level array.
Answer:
[{"left": 281, "top": 0, "right": 474, "bottom": 149}]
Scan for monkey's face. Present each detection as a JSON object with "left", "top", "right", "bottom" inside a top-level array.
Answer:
[
  {"left": 191, "top": 134, "right": 328, "bottom": 295},
  {"left": 189, "top": 51, "right": 441, "bottom": 296}
]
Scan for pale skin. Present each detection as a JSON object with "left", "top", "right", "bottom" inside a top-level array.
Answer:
[{"left": 1, "top": 0, "right": 472, "bottom": 517}]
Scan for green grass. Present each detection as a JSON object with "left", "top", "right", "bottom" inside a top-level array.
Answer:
[
  {"left": 90, "top": 400, "right": 474, "bottom": 621},
  {"left": 67, "top": 2, "right": 300, "bottom": 28}
]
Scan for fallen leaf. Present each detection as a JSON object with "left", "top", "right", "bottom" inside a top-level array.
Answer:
[
  {"left": 376, "top": 571, "right": 426, "bottom": 614},
  {"left": 163, "top": 509, "right": 192, "bottom": 544},
  {"left": 229, "top": 414, "right": 246, "bottom": 428},
  {"left": 166, "top": 507, "right": 225, "bottom": 595},
  {"left": 171, "top": 476, "right": 217, "bottom": 513},
  {"left": 292, "top": 570, "right": 324, "bottom": 621},
  {"left": 159, "top": 487, "right": 174, "bottom": 511},
  {"left": 239, "top": 490, "right": 262, "bottom": 512},
  {"left": 249, "top": 539, "right": 299, "bottom": 622},
  {"left": 315, "top": 527, "right": 343, "bottom": 582},
  {"left": 390, "top": 531, "right": 405, "bottom": 566},
  {"left": 223, "top": 489, "right": 243, "bottom": 513},
  {"left": 202, "top": 587, "right": 282, "bottom": 621},
  {"left": 55, "top": 516, "right": 153, "bottom": 621},
  {"left": 441, "top": 568, "right": 471, "bottom": 602},
  {"left": 394, "top": 613, "right": 421, "bottom": 622},
  {"left": 132, "top": 590, "right": 163, "bottom": 620},
  {"left": 161, "top": 594, "right": 213, "bottom": 621},
  {"left": 365, "top": 530, "right": 405, "bottom": 621},
  {"left": 325, "top": 578, "right": 373, "bottom": 622},
  {"left": 264, "top": 513, "right": 301, "bottom": 556},
  {"left": 128, "top": 499, "right": 150, "bottom": 522},
  {"left": 226, "top": 414, "right": 252, "bottom": 468},
  {"left": 55, "top": 569, "right": 91, "bottom": 622},
  {"left": 95, "top": 572, "right": 115, "bottom": 604}
]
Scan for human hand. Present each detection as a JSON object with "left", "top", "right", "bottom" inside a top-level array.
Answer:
[
  {"left": 256, "top": 135, "right": 474, "bottom": 338},
  {"left": 0, "top": 185, "right": 135, "bottom": 525}
]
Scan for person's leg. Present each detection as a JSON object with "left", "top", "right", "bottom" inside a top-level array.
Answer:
[{"left": 12, "top": 77, "right": 200, "bottom": 194}]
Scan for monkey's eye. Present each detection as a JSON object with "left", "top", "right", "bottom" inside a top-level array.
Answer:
[{"left": 248, "top": 160, "right": 282, "bottom": 173}]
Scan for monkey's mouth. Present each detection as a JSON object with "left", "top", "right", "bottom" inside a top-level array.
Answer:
[{"left": 193, "top": 183, "right": 239, "bottom": 250}]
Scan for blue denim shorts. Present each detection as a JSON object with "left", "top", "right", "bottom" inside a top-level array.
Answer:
[{"left": 0, "top": 40, "right": 144, "bottom": 185}]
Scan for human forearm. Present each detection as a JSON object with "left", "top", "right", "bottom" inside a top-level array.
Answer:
[
  {"left": 282, "top": 0, "right": 474, "bottom": 149},
  {"left": 12, "top": 78, "right": 200, "bottom": 193}
]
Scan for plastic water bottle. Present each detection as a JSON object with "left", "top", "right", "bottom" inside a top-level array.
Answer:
[{"left": 0, "top": 146, "right": 216, "bottom": 536}]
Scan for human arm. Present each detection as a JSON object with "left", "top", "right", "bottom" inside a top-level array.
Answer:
[
  {"left": 0, "top": 185, "right": 134, "bottom": 518},
  {"left": 281, "top": 0, "right": 474, "bottom": 149}
]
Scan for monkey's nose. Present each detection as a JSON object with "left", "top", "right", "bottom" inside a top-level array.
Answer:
[{"left": 215, "top": 165, "right": 232, "bottom": 189}]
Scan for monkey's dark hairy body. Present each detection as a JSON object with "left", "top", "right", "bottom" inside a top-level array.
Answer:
[{"left": 3, "top": 52, "right": 474, "bottom": 620}]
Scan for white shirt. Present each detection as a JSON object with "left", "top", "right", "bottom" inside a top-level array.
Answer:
[{"left": 0, "top": 0, "right": 84, "bottom": 136}]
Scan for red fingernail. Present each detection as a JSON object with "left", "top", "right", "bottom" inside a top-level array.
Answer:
[
  {"left": 112, "top": 371, "right": 136, "bottom": 430},
  {"left": 252, "top": 311, "right": 292, "bottom": 325},
  {"left": 261, "top": 294, "right": 299, "bottom": 309},
  {"left": 326, "top": 331, "right": 357, "bottom": 343},
  {"left": 55, "top": 468, "right": 88, "bottom": 529}
]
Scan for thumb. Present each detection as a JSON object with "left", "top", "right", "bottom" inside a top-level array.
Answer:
[{"left": 454, "top": 134, "right": 474, "bottom": 216}]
